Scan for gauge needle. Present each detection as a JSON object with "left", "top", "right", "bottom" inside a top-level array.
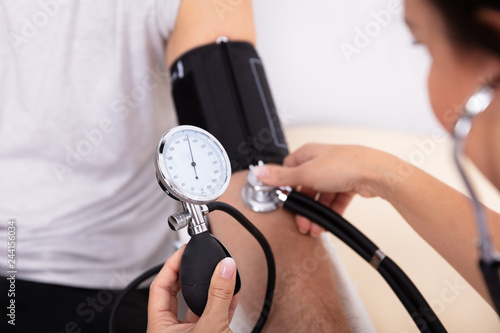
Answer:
[{"left": 186, "top": 135, "right": 199, "bottom": 180}]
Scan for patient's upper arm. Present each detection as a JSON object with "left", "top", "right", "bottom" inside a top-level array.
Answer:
[{"left": 165, "top": 0, "right": 256, "bottom": 68}]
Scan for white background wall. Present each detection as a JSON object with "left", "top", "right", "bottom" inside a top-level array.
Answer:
[{"left": 253, "top": 0, "right": 442, "bottom": 134}]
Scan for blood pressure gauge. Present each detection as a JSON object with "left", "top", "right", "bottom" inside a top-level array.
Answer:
[
  {"left": 155, "top": 125, "right": 231, "bottom": 205},
  {"left": 155, "top": 126, "right": 241, "bottom": 317}
]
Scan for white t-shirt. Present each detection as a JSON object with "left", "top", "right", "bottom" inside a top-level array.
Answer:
[{"left": 0, "top": 0, "right": 181, "bottom": 289}]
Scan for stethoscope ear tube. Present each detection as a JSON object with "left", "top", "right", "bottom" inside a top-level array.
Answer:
[
  {"left": 283, "top": 190, "right": 447, "bottom": 333},
  {"left": 453, "top": 86, "right": 500, "bottom": 315},
  {"left": 480, "top": 259, "right": 500, "bottom": 314}
]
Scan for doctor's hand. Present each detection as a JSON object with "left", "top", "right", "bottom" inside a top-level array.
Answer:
[
  {"left": 253, "top": 144, "right": 386, "bottom": 236},
  {"left": 147, "top": 245, "right": 239, "bottom": 333}
]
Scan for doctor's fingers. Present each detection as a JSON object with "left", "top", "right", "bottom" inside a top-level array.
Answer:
[
  {"left": 329, "top": 192, "right": 356, "bottom": 216},
  {"left": 293, "top": 191, "right": 355, "bottom": 237},
  {"left": 195, "top": 258, "right": 238, "bottom": 332},
  {"left": 283, "top": 143, "right": 328, "bottom": 168},
  {"left": 147, "top": 245, "right": 186, "bottom": 331},
  {"left": 252, "top": 163, "right": 311, "bottom": 188},
  {"left": 292, "top": 188, "right": 333, "bottom": 236}
]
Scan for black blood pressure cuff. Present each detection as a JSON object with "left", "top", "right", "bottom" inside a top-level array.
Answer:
[{"left": 170, "top": 40, "right": 289, "bottom": 172}]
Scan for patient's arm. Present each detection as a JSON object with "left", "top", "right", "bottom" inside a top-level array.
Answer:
[
  {"left": 164, "top": 2, "right": 351, "bottom": 331},
  {"left": 212, "top": 171, "right": 351, "bottom": 332}
]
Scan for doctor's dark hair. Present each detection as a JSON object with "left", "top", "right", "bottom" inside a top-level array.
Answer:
[{"left": 429, "top": 0, "right": 500, "bottom": 56}]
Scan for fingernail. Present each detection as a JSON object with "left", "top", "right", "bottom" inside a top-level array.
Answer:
[
  {"left": 298, "top": 228, "right": 308, "bottom": 235},
  {"left": 220, "top": 257, "right": 236, "bottom": 279},
  {"left": 252, "top": 166, "right": 269, "bottom": 179}
]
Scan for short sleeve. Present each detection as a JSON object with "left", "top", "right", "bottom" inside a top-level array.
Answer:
[{"left": 156, "top": 0, "right": 182, "bottom": 41}]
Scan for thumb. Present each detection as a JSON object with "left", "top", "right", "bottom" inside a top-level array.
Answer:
[
  {"left": 200, "top": 257, "right": 238, "bottom": 329},
  {"left": 252, "top": 164, "right": 303, "bottom": 187}
]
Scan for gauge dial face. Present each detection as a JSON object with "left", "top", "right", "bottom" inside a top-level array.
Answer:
[{"left": 156, "top": 126, "right": 231, "bottom": 204}]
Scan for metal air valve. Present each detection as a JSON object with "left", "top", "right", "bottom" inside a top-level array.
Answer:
[{"left": 168, "top": 202, "right": 209, "bottom": 235}]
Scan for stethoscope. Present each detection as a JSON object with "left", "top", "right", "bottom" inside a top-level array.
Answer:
[
  {"left": 452, "top": 86, "right": 500, "bottom": 314},
  {"left": 109, "top": 89, "right": 499, "bottom": 332}
]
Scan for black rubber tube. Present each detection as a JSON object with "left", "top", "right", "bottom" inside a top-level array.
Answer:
[
  {"left": 285, "top": 191, "right": 440, "bottom": 331},
  {"left": 287, "top": 191, "right": 379, "bottom": 255},
  {"left": 207, "top": 201, "right": 276, "bottom": 333},
  {"left": 108, "top": 264, "right": 163, "bottom": 333},
  {"left": 381, "top": 257, "right": 447, "bottom": 330},
  {"left": 379, "top": 258, "right": 446, "bottom": 332},
  {"left": 284, "top": 194, "right": 372, "bottom": 261},
  {"left": 377, "top": 262, "right": 429, "bottom": 331},
  {"left": 298, "top": 190, "right": 447, "bottom": 332},
  {"left": 480, "top": 260, "right": 500, "bottom": 315},
  {"left": 283, "top": 190, "right": 447, "bottom": 333}
]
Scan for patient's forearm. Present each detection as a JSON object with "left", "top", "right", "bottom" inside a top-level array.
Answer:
[
  {"left": 210, "top": 171, "right": 351, "bottom": 332},
  {"left": 372, "top": 153, "right": 500, "bottom": 304}
]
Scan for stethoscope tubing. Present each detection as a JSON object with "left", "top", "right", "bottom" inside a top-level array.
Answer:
[{"left": 283, "top": 190, "right": 447, "bottom": 333}]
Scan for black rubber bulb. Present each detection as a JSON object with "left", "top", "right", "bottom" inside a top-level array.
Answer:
[{"left": 180, "top": 232, "right": 241, "bottom": 317}]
